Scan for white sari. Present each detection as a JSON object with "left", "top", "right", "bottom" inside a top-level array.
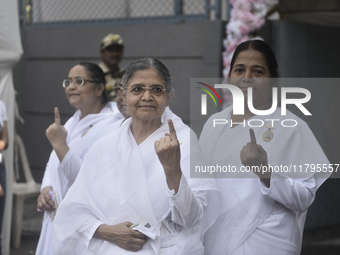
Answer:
[
  {"left": 53, "top": 107, "right": 221, "bottom": 255},
  {"left": 36, "top": 102, "right": 124, "bottom": 255},
  {"left": 200, "top": 106, "right": 331, "bottom": 255}
]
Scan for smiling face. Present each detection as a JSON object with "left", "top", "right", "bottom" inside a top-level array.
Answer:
[
  {"left": 229, "top": 50, "right": 272, "bottom": 108},
  {"left": 121, "top": 68, "right": 172, "bottom": 124},
  {"left": 65, "top": 65, "right": 104, "bottom": 111}
]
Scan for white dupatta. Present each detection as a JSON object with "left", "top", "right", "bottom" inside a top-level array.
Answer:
[
  {"left": 200, "top": 106, "right": 331, "bottom": 255},
  {"left": 54, "top": 107, "right": 221, "bottom": 255},
  {"left": 36, "top": 102, "right": 124, "bottom": 255}
]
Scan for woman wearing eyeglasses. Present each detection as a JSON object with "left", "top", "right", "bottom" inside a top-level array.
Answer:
[
  {"left": 35, "top": 62, "right": 124, "bottom": 255},
  {"left": 53, "top": 58, "right": 221, "bottom": 254}
]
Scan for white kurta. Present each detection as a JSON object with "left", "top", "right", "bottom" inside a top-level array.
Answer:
[
  {"left": 53, "top": 107, "right": 221, "bottom": 255},
  {"left": 199, "top": 107, "right": 331, "bottom": 255},
  {"left": 36, "top": 102, "right": 124, "bottom": 255}
]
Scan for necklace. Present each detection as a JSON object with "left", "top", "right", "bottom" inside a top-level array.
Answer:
[{"left": 263, "top": 124, "right": 275, "bottom": 142}]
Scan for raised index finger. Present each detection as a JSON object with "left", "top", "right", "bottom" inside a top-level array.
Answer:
[
  {"left": 249, "top": 128, "right": 257, "bottom": 145},
  {"left": 168, "top": 119, "right": 178, "bottom": 141},
  {"left": 54, "top": 107, "right": 60, "bottom": 125}
]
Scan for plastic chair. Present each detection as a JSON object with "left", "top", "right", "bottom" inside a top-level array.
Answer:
[{"left": 11, "top": 134, "right": 41, "bottom": 249}]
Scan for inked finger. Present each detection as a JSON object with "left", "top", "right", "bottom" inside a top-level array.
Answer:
[
  {"left": 168, "top": 119, "right": 178, "bottom": 141},
  {"left": 249, "top": 129, "right": 257, "bottom": 145},
  {"left": 54, "top": 107, "right": 61, "bottom": 125}
]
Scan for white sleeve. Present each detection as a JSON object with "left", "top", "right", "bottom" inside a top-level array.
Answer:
[
  {"left": 261, "top": 172, "right": 320, "bottom": 212},
  {"left": 167, "top": 174, "right": 207, "bottom": 228},
  {"left": 58, "top": 149, "right": 83, "bottom": 184},
  {"left": 41, "top": 149, "right": 83, "bottom": 190},
  {"left": 261, "top": 120, "right": 331, "bottom": 212},
  {"left": 41, "top": 152, "right": 55, "bottom": 190},
  {"left": 76, "top": 218, "right": 104, "bottom": 251}
]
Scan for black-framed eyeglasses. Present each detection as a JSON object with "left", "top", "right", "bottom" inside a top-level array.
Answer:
[{"left": 62, "top": 77, "right": 95, "bottom": 88}]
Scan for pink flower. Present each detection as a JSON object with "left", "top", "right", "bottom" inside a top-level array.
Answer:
[
  {"left": 227, "top": 20, "right": 244, "bottom": 36},
  {"left": 233, "top": 0, "right": 251, "bottom": 11},
  {"left": 222, "top": 52, "right": 229, "bottom": 66},
  {"left": 235, "top": 10, "right": 253, "bottom": 22},
  {"left": 223, "top": 0, "right": 269, "bottom": 78},
  {"left": 223, "top": 68, "right": 230, "bottom": 78},
  {"left": 249, "top": 15, "right": 265, "bottom": 30},
  {"left": 227, "top": 45, "right": 235, "bottom": 53},
  {"left": 239, "top": 24, "right": 249, "bottom": 35}
]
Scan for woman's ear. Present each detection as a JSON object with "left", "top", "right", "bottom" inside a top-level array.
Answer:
[
  {"left": 97, "top": 83, "right": 105, "bottom": 97},
  {"left": 166, "top": 90, "right": 173, "bottom": 107},
  {"left": 120, "top": 88, "right": 127, "bottom": 105}
]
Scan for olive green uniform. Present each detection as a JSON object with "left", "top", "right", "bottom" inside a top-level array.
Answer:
[{"left": 99, "top": 62, "right": 125, "bottom": 102}]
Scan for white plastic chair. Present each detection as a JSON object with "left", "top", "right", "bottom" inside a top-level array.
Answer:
[{"left": 12, "top": 134, "right": 41, "bottom": 249}]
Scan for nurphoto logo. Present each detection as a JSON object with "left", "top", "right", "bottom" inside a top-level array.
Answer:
[
  {"left": 197, "top": 83, "right": 312, "bottom": 128},
  {"left": 195, "top": 82, "right": 222, "bottom": 115}
]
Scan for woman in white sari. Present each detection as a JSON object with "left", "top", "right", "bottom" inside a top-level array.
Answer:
[
  {"left": 200, "top": 40, "right": 331, "bottom": 255},
  {"left": 36, "top": 62, "right": 124, "bottom": 255},
  {"left": 53, "top": 58, "right": 221, "bottom": 254}
]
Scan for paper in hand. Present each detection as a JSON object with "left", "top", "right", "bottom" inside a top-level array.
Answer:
[
  {"left": 48, "top": 190, "right": 60, "bottom": 221},
  {"left": 130, "top": 218, "right": 159, "bottom": 240}
]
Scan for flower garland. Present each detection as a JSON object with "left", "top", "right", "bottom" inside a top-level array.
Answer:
[{"left": 223, "top": 0, "right": 269, "bottom": 77}]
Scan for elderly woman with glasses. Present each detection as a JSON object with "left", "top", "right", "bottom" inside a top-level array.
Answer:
[
  {"left": 53, "top": 58, "right": 221, "bottom": 255},
  {"left": 35, "top": 62, "right": 124, "bottom": 255}
]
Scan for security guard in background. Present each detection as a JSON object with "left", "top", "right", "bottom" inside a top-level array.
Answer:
[{"left": 99, "top": 34, "right": 125, "bottom": 101}]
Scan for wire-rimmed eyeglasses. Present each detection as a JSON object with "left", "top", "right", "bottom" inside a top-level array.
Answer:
[
  {"left": 62, "top": 77, "right": 95, "bottom": 88},
  {"left": 126, "top": 85, "right": 167, "bottom": 96}
]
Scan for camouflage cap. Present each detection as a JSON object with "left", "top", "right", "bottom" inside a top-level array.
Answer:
[{"left": 100, "top": 34, "right": 124, "bottom": 50}]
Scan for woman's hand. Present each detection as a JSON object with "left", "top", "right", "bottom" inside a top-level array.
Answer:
[
  {"left": 154, "top": 119, "right": 182, "bottom": 193},
  {"left": 37, "top": 186, "right": 55, "bottom": 211},
  {"left": 0, "top": 141, "right": 6, "bottom": 151},
  {"left": 46, "top": 107, "right": 69, "bottom": 162},
  {"left": 240, "top": 129, "right": 271, "bottom": 187},
  {"left": 0, "top": 184, "right": 4, "bottom": 198},
  {"left": 0, "top": 120, "right": 9, "bottom": 151},
  {"left": 94, "top": 222, "right": 147, "bottom": 252},
  {"left": 46, "top": 107, "right": 67, "bottom": 147}
]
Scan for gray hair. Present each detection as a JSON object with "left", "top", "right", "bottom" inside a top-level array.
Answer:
[{"left": 121, "top": 58, "right": 171, "bottom": 96}]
